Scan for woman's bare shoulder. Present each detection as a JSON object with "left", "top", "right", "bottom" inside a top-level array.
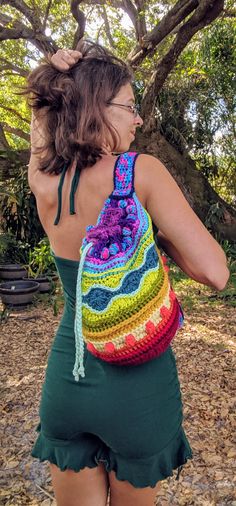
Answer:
[
  {"left": 28, "top": 166, "right": 60, "bottom": 210},
  {"left": 135, "top": 153, "right": 170, "bottom": 176},
  {"left": 134, "top": 153, "right": 170, "bottom": 202}
]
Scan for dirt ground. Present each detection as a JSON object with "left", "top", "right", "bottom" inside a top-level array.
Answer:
[{"left": 0, "top": 289, "right": 236, "bottom": 506}]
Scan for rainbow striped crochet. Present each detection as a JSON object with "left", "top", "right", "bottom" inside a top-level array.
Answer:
[{"left": 73, "top": 152, "right": 183, "bottom": 381}]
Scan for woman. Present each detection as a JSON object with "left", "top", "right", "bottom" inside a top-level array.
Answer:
[{"left": 27, "top": 41, "right": 229, "bottom": 506}]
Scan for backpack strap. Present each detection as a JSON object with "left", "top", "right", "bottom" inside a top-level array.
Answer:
[{"left": 112, "top": 151, "right": 139, "bottom": 198}]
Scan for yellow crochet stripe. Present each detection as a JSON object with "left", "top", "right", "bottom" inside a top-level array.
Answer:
[
  {"left": 85, "top": 290, "right": 173, "bottom": 351},
  {"left": 83, "top": 281, "right": 170, "bottom": 346},
  {"left": 83, "top": 268, "right": 170, "bottom": 341},
  {"left": 82, "top": 266, "right": 164, "bottom": 330},
  {"left": 82, "top": 213, "right": 154, "bottom": 291}
]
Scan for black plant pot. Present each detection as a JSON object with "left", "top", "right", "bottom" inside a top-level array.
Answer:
[
  {"left": 23, "top": 273, "right": 58, "bottom": 293},
  {"left": 0, "top": 264, "right": 27, "bottom": 280},
  {"left": 0, "top": 280, "right": 40, "bottom": 309}
]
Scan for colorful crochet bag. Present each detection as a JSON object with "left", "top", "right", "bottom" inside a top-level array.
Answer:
[{"left": 73, "top": 152, "right": 184, "bottom": 381}]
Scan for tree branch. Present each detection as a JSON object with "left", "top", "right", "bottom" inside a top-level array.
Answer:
[
  {"left": 128, "top": 0, "right": 199, "bottom": 65},
  {"left": 0, "top": 9, "right": 58, "bottom": 53},
  {"left": 1, "top": 0, "right": 38, "bottom": 28},
  {"left": 133, "top": 0, "right": 144, "bottom": 6},
  {"left": 120, "top": 0, "right": 147, "bottom": 42},
  {"left": 0, "top": 57, "right": 28, "bottom": 77},
  {"left": 95, "top": 22, "right": 103, "bottom": 43},
  {"left": 83, "top": 0, "right": 145, "bottom": 41},
  {"left": 0, "top": 123, "right": 10, "bottom": 150},
  {"left": 222, "top": 8, "right": 236, "bottom": 17},
  {"left": 71, "top": 0, "right": 86, "bottom": 48},
  {"left": 132, "top": 0, "right": 147, "bottom": 42},
  {"left": 42, "top": 0, "right": 53, "bottom": 30},
  {"left": 0, "top": 24, "right": 33, "bottom": 42},
  {"left": 83, "top": 0, "right": 123, "bottom": 10},
  {"left": 141, "top": 0, "right": 225, "bottom": 129},
  {"left": 0, "top": 25, "right": 58, "bottom": 53},
  {"left": 0, "top": 105, "right": 30, "bottom": 124},
  {"left": 99, "top": 5, "right": 116, "bottom": 48},
  {"left": 0, "top": 11, "right": 33, "bottom": 37},
  {"left": 121, "top": 0, "right": 137, "bottom": 26},
  {"left": 0, "top": 11, "right": 13, "bottom": 24},
  {"left": 2, "top": 123, "right": 30, "bottom": 142}
]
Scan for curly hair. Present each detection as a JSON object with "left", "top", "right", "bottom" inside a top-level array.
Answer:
[{"left": 26, "top": 40, "right": 133, "bottom": 174}]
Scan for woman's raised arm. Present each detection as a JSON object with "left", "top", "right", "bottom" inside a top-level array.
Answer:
[{"left": 28, "top": 111, "right": 48, "bottom": 192}]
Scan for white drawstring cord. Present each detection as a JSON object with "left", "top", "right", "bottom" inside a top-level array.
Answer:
[{"left": 73, "top": 241, "right": 93, "bottom": 382}]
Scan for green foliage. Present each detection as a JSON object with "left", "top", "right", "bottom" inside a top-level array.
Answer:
[
  {"left": 221, "top": 239, "right": 236, "bottom": 291},
  {"left": 0, "top": 233, "right": 30, "bottom": 264},
  {"left": 50, "top": 290, "right": 64, "bottom": 316},
  {"left": 157, "top": 15, "right": 236, "bottom": 204},
  {"left": 204, "top": 202, "right": 227, "bottom": 232},
  {"left": 0, "top": 39, "right": 31, "bottom": 150},
  {"left": 0, "top": 306, "right": 10, "bottom": 323},
  {"left": 0, "top": 165, "right": 44, "bottom": 247},
  {"left": 27, "top": 237, "right": 56, "bottom": 277}
]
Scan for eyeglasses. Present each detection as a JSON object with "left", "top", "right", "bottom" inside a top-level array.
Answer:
[{"left": 107, "top": 102, "right": 140, "bottom": 118}]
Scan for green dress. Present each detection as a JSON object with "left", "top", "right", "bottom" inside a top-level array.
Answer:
[{"left": 32, "top": 162, "right": 192, "bottom": 488}]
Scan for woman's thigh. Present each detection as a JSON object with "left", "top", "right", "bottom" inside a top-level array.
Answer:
[
  {"left": 109, "top": 471, "right": 161, "bottom": 506},
  {"left": 50, "top": 463, "right": 109, "bottom": 506}
]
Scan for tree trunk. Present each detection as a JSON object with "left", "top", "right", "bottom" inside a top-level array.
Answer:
[{"left": 134, "top": 130, "right": 236, "bottom": 242}]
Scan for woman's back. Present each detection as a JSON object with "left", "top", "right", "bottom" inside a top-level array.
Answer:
[{"left": 31, "top": 154, "right": 147, "bottom": 261}]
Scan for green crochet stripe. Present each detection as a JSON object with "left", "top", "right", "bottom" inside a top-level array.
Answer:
[
  {"left": 83, "top": 268, "right": 166, "bottom": 331},
  {"left": 83, "top": 250, "right": 163, "bottom": 311}
]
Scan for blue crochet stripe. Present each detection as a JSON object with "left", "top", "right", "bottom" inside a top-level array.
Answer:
[
  {"left": 82, "top": 244, "right": 159, "bottom": 312},
  {"left": 82, "top": 264, "right": 160, "bottom": 314},
  {"left": 112, "top": 152, "right": 137, "bottom": 197},
  {"left": 83, "top": 242, "right": 158, "bottom": 295}
]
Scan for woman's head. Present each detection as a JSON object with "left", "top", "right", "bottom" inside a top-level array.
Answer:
[{"left": 26, "top": 40, "right": 142, "bottom": 174}]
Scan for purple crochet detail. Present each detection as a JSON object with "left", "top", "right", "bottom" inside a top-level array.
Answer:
[
  {"left": 86, "top": 194, "right": 139, "bottom": 260},
  {"left": 83, "top": 152, "right": 140, "bottom": 261},
  {"left": 113, "top": 152, "right": 137, "bottom": 197}
]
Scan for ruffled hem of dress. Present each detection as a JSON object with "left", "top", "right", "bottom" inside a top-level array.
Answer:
[
  {"left": 31, "top": 425, "right": 99, "bottom": 473},
  {"left": 106, "top": 426, "right": 193, "bottom": 488},
  {"left": 31, "top": 425, "right": 192, "bottom": 489}
]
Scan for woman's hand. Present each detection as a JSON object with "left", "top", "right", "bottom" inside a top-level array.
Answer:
[{"left": 49, "top": 49, "right": 82, "bottom": 71}]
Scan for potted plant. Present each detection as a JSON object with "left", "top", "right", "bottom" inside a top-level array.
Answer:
[
  {"left": 24, "top": 238, "right": 58, "bottom": 293},
  {"left": 0, "top": 233, "right": 28, "bottom": 280}
]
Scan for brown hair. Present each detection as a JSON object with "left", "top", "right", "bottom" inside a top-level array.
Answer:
[{"left": 26, "top": 40, "right": 133, "bottom": 174}]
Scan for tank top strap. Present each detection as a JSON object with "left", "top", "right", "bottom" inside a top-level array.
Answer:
[
  {"left": 54, "top": 164, "right": 81, "bottom": 225},
  {"left": 112, "top": 151, "right": 139, "bottom": 198},
  {"left": 69, "top": 167, "right": 81, "bottom": 215}
]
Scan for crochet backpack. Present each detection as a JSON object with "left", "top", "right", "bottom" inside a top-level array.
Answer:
[{"left": 73, "top": 151, "right": 184, "bottom": 381}]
